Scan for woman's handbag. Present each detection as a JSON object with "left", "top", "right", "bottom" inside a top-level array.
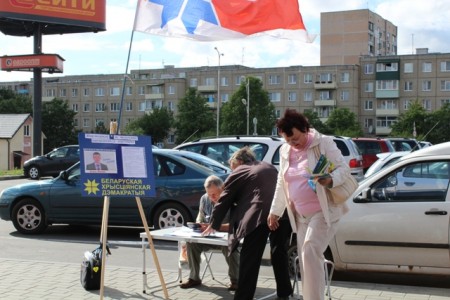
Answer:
[
  {"left": 312, "top": 144, "right": 358, "bottom": 204},
  {"left": 327, "top": 174, "right": 358, "bottom": 204}
]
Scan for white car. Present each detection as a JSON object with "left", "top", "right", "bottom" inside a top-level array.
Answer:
[
  {"left": 329, "top": 142, "right": 450, "bottom": 276},
  {"left": 363, "top": 151, "right": 410, "bottom": 178}
]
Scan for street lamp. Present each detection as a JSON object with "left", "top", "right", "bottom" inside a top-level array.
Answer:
[
  {"left": 214, "top": 47, "right": 224, "bottom": 138},
  {"left": 240, "top": 76, "right": 250, "bottom": 135}
]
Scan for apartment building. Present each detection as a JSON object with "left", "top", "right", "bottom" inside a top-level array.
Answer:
[{"left": 321, "top": 9, "right": 398, "bottom": 65}]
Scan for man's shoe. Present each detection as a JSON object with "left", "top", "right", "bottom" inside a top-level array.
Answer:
[
  {"left": 228, "top": 282, "right": 238, "bottom": 291},
  {"left": 180, "top": 278, "right": 202, "bottom": 289}
]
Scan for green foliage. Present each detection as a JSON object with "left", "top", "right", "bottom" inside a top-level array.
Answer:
[
  {"left": 221, "top": 77, "right": 276, "bottom": 135},
  {"left": 303, "top": 110, "right": 330, "bottom": 134},
  {"left": 325, "top": 108, "right": 363, "bottom": 137},
  {"left": 174, "top": 87, "right": 215, "bottom": 143},
  {"left": 124, "top": 106, "right": 174, "bottom": 144},
  {"left": 41, "top": 98, "right": 79, "bottom": 153},
  {"left": 0, "top": 88, "right": 32, "bottom": 114},
  {"left": 94, "top": 121, "right": 108, "bottom": 134}
]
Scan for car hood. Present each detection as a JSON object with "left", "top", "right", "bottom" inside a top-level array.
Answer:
[
  {"left": 24, "top": 155, "right": 48, "bottom": 165},
  {"left": 2, "top": 178, "right": 55, "bottom": 197}
]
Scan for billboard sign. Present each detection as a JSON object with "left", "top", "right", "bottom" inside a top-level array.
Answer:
[
  {"left": 0, "top": 0, "right": 106, "bottom": 35},
  {"left": 79, "top": 133, "right": 156, "bottom": 198},
  {"left": 1, "top": 54, "right": 64, "bottom": 72}
]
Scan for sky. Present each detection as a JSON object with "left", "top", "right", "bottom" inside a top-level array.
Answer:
[{"left": 1, "top": 0, "right": 449, "bottom": 83}]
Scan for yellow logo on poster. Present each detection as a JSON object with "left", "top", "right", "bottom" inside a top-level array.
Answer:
[{"left": 84, "top": 179, "right": 100, "bottom": 195}]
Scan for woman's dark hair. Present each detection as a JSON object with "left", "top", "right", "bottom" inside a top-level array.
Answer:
[{"left": 276, "top": 109, "right": 311, "bottom": 136}]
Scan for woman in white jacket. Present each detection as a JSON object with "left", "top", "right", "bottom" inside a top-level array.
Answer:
[{"left": 268, "top": 109, "right": 350, "bottom": 300}]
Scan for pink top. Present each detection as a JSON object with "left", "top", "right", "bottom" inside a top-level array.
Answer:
[{"left": 284, "top": 132, "right": 322, "bottom": 216}]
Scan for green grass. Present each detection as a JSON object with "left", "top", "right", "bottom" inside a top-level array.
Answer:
[{"left": 0, "top": 169, "right": 23, "bottom": 176}]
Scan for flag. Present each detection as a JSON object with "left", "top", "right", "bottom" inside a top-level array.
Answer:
[{"left": 133, "top": 0, "right": 313, "bottom": 42}]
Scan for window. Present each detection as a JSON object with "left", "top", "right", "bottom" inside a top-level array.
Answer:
[
  {"left": 340, "top": 72, "right": 350, "bottom": 83},
  {"left": 364, "top": 100, "right": 373, "bottom": 110},
  {"left": 364, "top": 118, "right": 374, "bottom": 129},
  {"left": 269, "top": 92, "right": 281, "bottom": 102},
  {"left": 422, "top": 99, "right": 432, "bottom": 111},
  {"left": 304, "top": 73, "right": 313, "bottom": 83},
  {"left": 268, "top": 75, "right": 281, "bottom": 85},
  {"left": 288, "top": 91, "right": 297, "bottom": 102},
  {"left": 59, "top": 89, "right": 67, "bottom": 97},
  {"left": 110, "top": 103, "right": 120, "bottom": 112},
  {"left": 72, "top": 88, "right": 78, "bottom": 97},
  {"left": 404, "top": 81, "right": 413, "bottom": 91},
  {"left": 376, "top": 80, "right": 398, "bottom": 90},
  {"left": 126, "top": 86, "right": 132, "bottom": 95},
  {"left": 364, "top": 82, "right": 374, "bottom": 92},
  {"left": 404, "top": 62, "right": 413, "bottom": 73},
  {"left": 364, "top": 64, "right": 374, "bottom": 74},
  {"left": 23, "top": 125, "right": 30, "bottom": 136},
  {"left": 126, "top": 102, "right": 132, "bottom": 111},
  {"left": 110, "top": 87, "right": 120, "bottom": 96},
  {"left": 317, "top": 73, "right": 332, "bottom": 82},
  {"left": 95, "top": 103, "right": 105, "bottom": 112},
  {"left": 72, "top": 103, "right": 78, "bottom": 112},
  {"left": 422, "top": 62, "right": 432, "bottom": 73},
  {"left": 220, "top": 76, "right": 229, "bottom": 86},
  {"left": 73, "top": 118, "right": 79, "bottom": 127},
  {"left": 319, "top": 91, "right": 331, "bottom": 100},
  {"left": 440, "top": 80, "right": 450, "bottom": 91},
  {"left": 205, "top": 77, "right": 215, "bottom": 86},
  {"left": 95, "top": 88, "right": 104, "bottom": 96},
  {"left": 83, "top": 118, "right": 90, "bottom": 127},
  {"left": 303, "top": 91, "right": 313, "bottom": 102},
  {"left": 422, "top": 80, "right": 432, "bottom": 91},
  {"left": 83, "top": 103, "right": 90, "bottom": 112},
  {"left": 376, "top": 62, "right": 398, "bottom": 72},
  {"left": 221, "top": 93, "right": 229, "bottom": 103},
  {"left": 376, "top": 116, "right": 397, "bottom": 128},
  {"left": 46, "top": 89, "right": 56, "bottom": 97},
  {"left": 403, "top": 99, "right": 412, "bottom": 110},
  {"left": 440, "top": 61, "right": 450, "bottom": 72},
  {"left": 340, "top": 90, "right": 350, "bottom": 101},
  {"left": 441, "top": 99, "right": 450, "bottom": 107},
  {"left": 167, "top": 101, "right": 174, "bottom": 111},
  {"left": 190, "top": 78, "right": 198, "bottom": 87},
  {"left": 288, "top": 74, "right": 297, "bottom": 84},
  {"left": 138, "top": 86, "right": 145, "bottom": 95},
  {"left": 83, "top": 88, "right": 89, "bottom": 97},
  {"left": 95, "top": 119, "right": 105, "bottom": 126},
  {"left": 168, "top": 85, "right": 175, "bottom": 94}
]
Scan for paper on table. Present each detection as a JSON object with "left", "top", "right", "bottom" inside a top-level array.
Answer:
[{"left": 170, "top": 229, "right": 226, "bottom": 238}]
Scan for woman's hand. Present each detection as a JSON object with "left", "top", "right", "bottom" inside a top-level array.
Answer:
[
  {"left": 318, "top": 177, "right": 333, "bottom": 188},
  {"left": 201, "top": 224, "right": 215, "bottom": 236},
  {"left": 267, "top": 213, "right": 280, "bottom": 231}
]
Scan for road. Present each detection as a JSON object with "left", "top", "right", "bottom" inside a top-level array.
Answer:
[{"left": 1, "top": 178, "right": 449, "bottom": 290}]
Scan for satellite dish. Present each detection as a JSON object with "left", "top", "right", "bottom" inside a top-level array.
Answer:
[{"left": 368, "top": 125, "right": 374, "bottom": 134}]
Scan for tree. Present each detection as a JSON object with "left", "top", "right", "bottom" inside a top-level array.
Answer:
[
  {"left": 325, "top": 108, "right": 363, "bottom": 137},
  {"left": 174, "top": 87, "right": 215, "bottom": 143},
  {"left": 0, "top": 88, "right": 32, "bottom": 114},
  {"left": 94, "top": 121, "right": 108, "bottom": 134},
  {"left": 390, "top": 101, "right": 428, "bottom": 139},
  {"left": 124, "top": 106, "right": 174, "bottom": 145},
  {"left": 221, "top": 77, "right": 276, "bottom": 135},
  {"left": 425, "top": 103, "right": 450, "bottom": 144},
  {"left": 41, "top": 98, "right": 79, "bottom": 153},
  {"left": 303, "top": 109, "right": 329, "bottom": 134}
]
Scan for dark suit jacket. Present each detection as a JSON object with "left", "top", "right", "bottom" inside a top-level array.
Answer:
[
  {"left": 210, "top": 161, "right": 277, "bottom": 252},
  {"left": 86, "top": 162, "right": 108, "bottom": 170}
]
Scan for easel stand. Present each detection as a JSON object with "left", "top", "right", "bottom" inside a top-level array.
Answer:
[{"left": 98, "top": 122, "right": 168, "bottom": 299}]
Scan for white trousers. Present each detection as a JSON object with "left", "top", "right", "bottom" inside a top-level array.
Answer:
[{"left": 295, "top": 212, "right": 338, "bottom": 300}]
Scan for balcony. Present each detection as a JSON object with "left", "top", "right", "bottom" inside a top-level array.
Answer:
[
  {"left": 376, "top": 90, "right": 399, "bottom": 98},
  {"left": 145, "top": 93, "right": 164, "bottom": 100},
  {"left": 314, "top": 81, "right": 337, "bottom": 89},
  {"left": 375, "top": 127, "right": 392, "bottom": 135},
  {"left": 206, "top": 102, "right": 218, "bottom": 109},
  {"left": 314, "top": 99, "right": 336, "bottom": 107},
  {"left": 375, "top": 108, "right": 399, "bottom": 116},
  {"left": 319, "top": 117, "right": 329, "bottom": 123},
  {"left": 197, "top": 85, "right": 217, "bottom": 92}
]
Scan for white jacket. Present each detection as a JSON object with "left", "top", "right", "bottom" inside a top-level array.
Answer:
[{"left": 270, "top": 129, "right": 350, "bottom": 230}]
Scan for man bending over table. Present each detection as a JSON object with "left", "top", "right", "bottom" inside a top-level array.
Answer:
[{"left": 180, "top": 175, "right": 240, "bottom": 291}]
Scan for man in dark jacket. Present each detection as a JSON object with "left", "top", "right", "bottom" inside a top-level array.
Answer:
[{"left": 203, "top": 146, "right": 281, "bottom": 300}]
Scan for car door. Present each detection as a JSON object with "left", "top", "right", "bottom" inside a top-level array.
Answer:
[{"left": 335, "top": 159, "right": 450, "bottom": 270}]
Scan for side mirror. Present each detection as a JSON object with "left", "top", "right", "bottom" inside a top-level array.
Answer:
[
  {"left": 59, "top": 170, "right": 68, "bottom": 180},
  {"left": 354, "top": 187, "right": 371, "bottom": 203}
]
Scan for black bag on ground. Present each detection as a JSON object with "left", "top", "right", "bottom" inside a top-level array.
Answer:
[{"left": 80, "top": 244, "right": 111, "bottom": 290}]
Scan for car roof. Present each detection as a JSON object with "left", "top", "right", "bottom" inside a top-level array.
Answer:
[
  {"left": 396, "top": 141, "right": 449, "bottom": 160},
  {"left": 180, "top": 135, "right": 284, "bottom": 144}
]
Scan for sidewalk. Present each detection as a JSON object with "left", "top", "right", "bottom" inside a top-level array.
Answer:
[{"left": 0, "top": 257, "right": 449, "bottom": 300}]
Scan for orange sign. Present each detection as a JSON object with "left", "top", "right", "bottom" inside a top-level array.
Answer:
[
  {"left": 1, "top": 54, "right": 64, "bottom": 73},
  {"left": 0, "top": 0, "right": 106, "bottom": 35}
]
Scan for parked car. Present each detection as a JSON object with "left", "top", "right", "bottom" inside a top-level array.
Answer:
[
  {"left": 363, "top": 151, "right": 410, "bottom": 178},
  {"left": 386, "top": 137, "right": 421, "bottom": 151},
  {"left": 419, "top": 141, "right": 433, "bottom": 148},
  {"left": 162, "top": 149, "right": 231, "bottom": 174},
  {"left": 174, "top": 136, "right": 284, "bottom": 168},
  {"left": 1, "top": 149, "right": 228, "bottom": 234},
  {"left": 23, "top": 145, "right": 80, "bottom": 179},
  {"left": 329, "top": 142, "right": 450, "bottom": 276},
  {"left": 333, "top": 136, "right": 364, "bottom": 181},
  {"left": 352, "top": 137, "right": 395, "bottom": 172}
]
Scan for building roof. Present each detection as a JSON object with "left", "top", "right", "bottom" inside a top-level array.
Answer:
[{"left": 0, "top": 114, "right": 30, "bottom": 138}]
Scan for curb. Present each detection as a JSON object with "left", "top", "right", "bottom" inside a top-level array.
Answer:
[{"left": 0, "top": 175, "right": 25, "bottom": 181}]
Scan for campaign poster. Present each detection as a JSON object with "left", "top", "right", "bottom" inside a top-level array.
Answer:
[{"left": 78, "top": 133, "right": 155, "bottom": 198}]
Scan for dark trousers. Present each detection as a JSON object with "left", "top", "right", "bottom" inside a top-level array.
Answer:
[
  {"left": 234, "top": 224, "right": 270, "bottom": 300},
  {"left": 270, "top": 217, "right": 293, "bottom": 297}
]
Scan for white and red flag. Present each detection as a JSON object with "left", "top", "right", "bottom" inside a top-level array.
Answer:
[{"left": 133, "top": 0, "right": 313, "bottom": 42}]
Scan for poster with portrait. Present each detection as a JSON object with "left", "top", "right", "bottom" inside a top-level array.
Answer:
[{"left": 79, "top": 133, "right": 155, "bottom": 198}]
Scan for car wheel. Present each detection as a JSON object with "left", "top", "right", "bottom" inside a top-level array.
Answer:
[
  {"left": 28, "top": 166, "right": 41, "bottom": 180},
  {"left": 153, "top": 202, "right": 192, "bottom": 229},
  {"left": 287, "top": 242, "right": 300, "bottom": 279},
  {"left": 11, "top": 198, "right": 48, "bottom": 234}
]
